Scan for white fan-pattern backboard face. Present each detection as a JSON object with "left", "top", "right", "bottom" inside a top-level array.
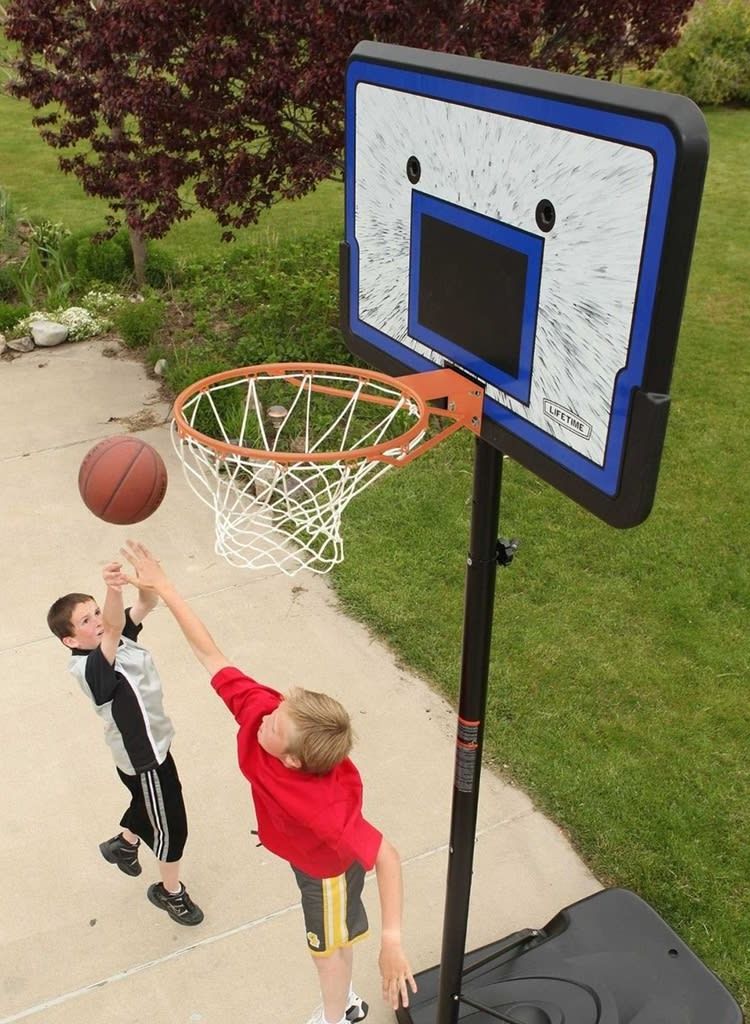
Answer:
[
  {"left": 354, "top": 84, "right": 654, "bottom": 468},
  {"left": 343, "top": 45, "right": 708, "bottom": 525}
]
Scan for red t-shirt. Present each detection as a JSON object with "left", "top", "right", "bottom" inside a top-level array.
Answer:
[{"left": 211, "top": 666, "right": 382, "bottom": 878}]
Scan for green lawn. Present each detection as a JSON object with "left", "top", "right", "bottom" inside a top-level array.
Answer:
[{"left": 2, "top": 86, "right": 748, "bottom": 1011}]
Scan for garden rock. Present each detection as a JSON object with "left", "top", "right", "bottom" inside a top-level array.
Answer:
[
  {"left": 0, "top": 332, "right": 6, "bottom": 355},
  {"left": 154, "top": 358, "right": 168, "bottom": 376},
  {"left": 30, "top": 319, "right": 69, "bottom": 347},
  {"left": 7, "top": 335, "right": 34, "bottom": 353}
]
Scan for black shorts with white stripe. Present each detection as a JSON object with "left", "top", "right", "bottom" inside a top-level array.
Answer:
[{"left": 117, "top": 750, "right": 187, "bottom": 863}]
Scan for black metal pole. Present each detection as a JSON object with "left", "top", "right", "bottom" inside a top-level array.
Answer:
[{"left": 435, "top": 436, "right": 504, "bottom": 1024}]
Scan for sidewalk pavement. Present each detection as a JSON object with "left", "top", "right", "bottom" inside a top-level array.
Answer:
[{"left": 0, "top": 339, "right": 600, "bottom": 1024}]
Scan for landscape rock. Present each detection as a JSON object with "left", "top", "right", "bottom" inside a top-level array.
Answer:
[
  {"left": 154, "top": 358, "right": 168, "bottom": 376},
  {"left": 0, "top": 332, "right": 6, "bottom": 355},
  {"left": 7, "top": 335, "right": 35, "bottom": 353},
  {"left": 29, "top": 319, "right": 69, "bottom": 347}
]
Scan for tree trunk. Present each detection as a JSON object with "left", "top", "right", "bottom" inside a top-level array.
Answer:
[
  {"left": 128, "top": 224, "right": 147, "bottom": 289},
  {"left": 109, "top": 120, "right": 148, "bottom": 288}
]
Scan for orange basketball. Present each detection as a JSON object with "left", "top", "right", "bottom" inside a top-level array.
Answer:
[{"left": 78, "top": 436, "right": 168, "bottom": 525}]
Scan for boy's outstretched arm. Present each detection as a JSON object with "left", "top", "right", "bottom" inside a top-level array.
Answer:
[
  {"left": 100, "top": 561, "right": 126, "bottom": 665},
  {"left": 120, "top": 541, "right": 230, "bottom": 677},
  {"left": 375, "top": 836, "right": 418, "bottom": 1010}
]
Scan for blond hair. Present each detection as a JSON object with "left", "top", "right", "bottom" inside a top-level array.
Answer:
[{"left": 284, "top": 687, "right": 353, "bottom": 774}]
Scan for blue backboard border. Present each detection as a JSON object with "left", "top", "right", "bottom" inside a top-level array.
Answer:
[{"left": 341, "top": 42, "right": 709, "bottom": 527}]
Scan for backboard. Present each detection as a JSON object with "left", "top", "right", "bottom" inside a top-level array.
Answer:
[{"left": 340, "top": 42, "right": 709, "bottom": 526}]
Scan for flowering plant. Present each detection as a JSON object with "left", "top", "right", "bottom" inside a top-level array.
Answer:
[{"left": 11, "top": 304, "right": 113, "bottom": 342}]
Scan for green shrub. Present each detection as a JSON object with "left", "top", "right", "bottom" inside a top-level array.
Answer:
[
  {"left": 61, "top": 228, "right": 132, "bottom": 290},
  {"left": 0, "top": 301, "right": 30, "bottom": 332},
  {"left": 144, "top": 245, "right": 180, "bottom": 288},
  {"left": 0, "top": 266, "right": 18, "bottom": 301},
  {"left": 74, "top": 235, "right": 130, "bottom": 288},
  {"left": 58, "top": 228, "right": 89, "bottom": 273},
  {"left": 642, "top": 0, "right": 750, "bottom": 106},
  {"left": 111, "top": 229, "right": 133, "bottom": 258},
  {"left": 115, "top": 296, "right": 165, "bottom": 348}
]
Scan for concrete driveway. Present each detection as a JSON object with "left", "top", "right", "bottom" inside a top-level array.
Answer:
[{"left": 0, "top": 338, "right": 599, "bottom": 1024}]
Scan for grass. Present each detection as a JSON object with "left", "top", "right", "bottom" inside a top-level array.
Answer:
[{"left": 1, "top": 81, "right": 748, "bottom": 1011}]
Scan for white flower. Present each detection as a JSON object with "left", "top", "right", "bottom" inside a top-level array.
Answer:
[
  {"left": 55, "top": 306, "right": 111, "bottom": 341},
  {"left": 80, "top": 288, "right": 125, "bottom": 314}
]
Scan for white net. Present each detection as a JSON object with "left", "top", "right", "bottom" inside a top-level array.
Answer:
[{"left": 171, "top": 365, "right": 427, "bottom": 575}]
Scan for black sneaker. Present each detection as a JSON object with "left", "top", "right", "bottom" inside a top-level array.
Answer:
[
  {"left": 147, "top": 882, "right": 204, "bottom": 926},
  {"left": 99, "top": 833, "right": 142, "bottom": 877},
  {"left": 346, "top": 994, "right": 369, "bottom": 1022}
]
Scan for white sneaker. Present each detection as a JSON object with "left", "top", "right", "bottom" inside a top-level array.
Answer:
[{"left": 303, "top": 994, "right": 368, "bottom": 1024}]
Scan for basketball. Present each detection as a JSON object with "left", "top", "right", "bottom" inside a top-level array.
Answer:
[{"left": 78, "top": 436, "right": 168, "bottom": 525}]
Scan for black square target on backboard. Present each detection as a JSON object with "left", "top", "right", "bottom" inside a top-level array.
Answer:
[{"left": 340, "top": 42, "right": 709, "bottom": 527}]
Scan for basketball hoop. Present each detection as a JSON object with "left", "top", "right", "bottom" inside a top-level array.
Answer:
[{"left": 171, "top": 362, "right": 483, "bottom": 575}]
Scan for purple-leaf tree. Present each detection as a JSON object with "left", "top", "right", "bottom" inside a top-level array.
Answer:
[{"left": 3, "top": 0, "right": 693, "bottom": 284}]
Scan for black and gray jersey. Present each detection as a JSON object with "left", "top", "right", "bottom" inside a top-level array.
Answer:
[{"left": 68, "top": 610, "right": 175, "bottom": 775}]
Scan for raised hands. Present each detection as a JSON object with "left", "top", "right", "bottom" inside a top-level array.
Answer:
[
  {"left": 120, "top": 540, "right": 170, "bottom": 594},
  {"left": 102, "top": 560, "right": 127, "bottom": 592}
]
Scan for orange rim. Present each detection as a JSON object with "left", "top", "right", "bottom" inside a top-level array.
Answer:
[{"left": 171, "top": 362, "right": 431, "bottom": 465}]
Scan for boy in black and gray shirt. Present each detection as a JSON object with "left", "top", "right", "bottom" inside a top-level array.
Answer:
[{"left": 47, "top": 560, "right": 203, "bottom": 926}]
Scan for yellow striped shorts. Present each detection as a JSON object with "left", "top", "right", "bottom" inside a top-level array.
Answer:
[{"left": 292, "top": 862, "right": 369, "bottom": 957}]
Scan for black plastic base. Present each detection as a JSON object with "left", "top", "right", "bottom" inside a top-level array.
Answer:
[{"left": 396, "top": 888, "right": 743, "bottom": 1024}]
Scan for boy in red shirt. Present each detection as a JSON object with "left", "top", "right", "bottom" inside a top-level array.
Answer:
[{"left": 120, "top": 541, "right": 416, "bottom": 1024}]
